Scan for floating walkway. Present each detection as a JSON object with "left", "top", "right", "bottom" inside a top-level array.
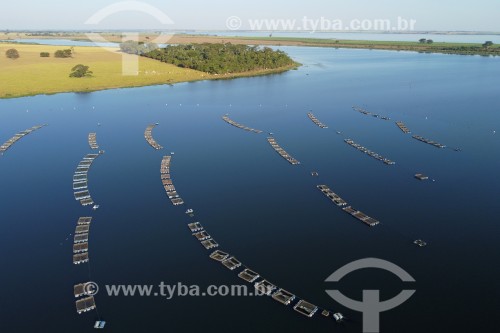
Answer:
[
  {"left": 72, "top": 217, "right": 99, "bottom": 315},
  {"left": 222, "top": 115, "right": 263, "bottom": 134},
  {"left": 157, "top": 148, "right": 342, "bottom": 324},
  {"left": 412, "top": 135, "right": 446, "bottom": 149},
  {"left": 317, "top": 185, "right": 380, "bottom": 227},
  {"left": 73, "top": 153, "right": 103, "bottom": 207},
  {"left": 145, "top": 124, "right": 163, "bottom": 150},
  {"left": 307, "top": 113, "right": 328, "bottom": 129},
  {"left": 161, "top": 156, "right": 184, "bottom": 206},
  {"left": 88, "top": 133, "right": 99, "bottom": 149},
  {"left": 344, "top": 139, "right": 395, "bottom": 165},
  {"left": 183, "top": 218, "right": 335, "bottom": 321},
  {"left": 267, "top": 137, "right": 300, "bottom": 165},
  {"left": 73, "top": 217, "right": 91, "bottom": 264},
  {"left": 395, "top": 121, "right": 411, "bottom": 134},
  {"left": 0, "top": 125, "right": 46, "bottom": 155},
  {"left": 352, "top": 106, "right": 390, "bottom": 120}
]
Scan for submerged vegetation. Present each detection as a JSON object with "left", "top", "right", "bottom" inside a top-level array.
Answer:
[{"left": 120, "top": 42, "right": 297, "bottom": 74}]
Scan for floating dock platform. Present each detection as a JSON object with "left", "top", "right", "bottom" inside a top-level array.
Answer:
[
  {"left": 145, "top": 124, "right": 163, "bottom": 150},
  {"left": 272, "top": 289, "right": 296, "bottom": 305},
  {"left": 209, "top": 250, "right": 229, "bottom": 262},
  {"left": 88, "top": 133, "right": 99, "bottom": 149},
  {"left": 344, "top": 139, "right": 395, "bottom": 165},
  {"left": 238, "top": 269, "right": 260, "bottom": 283},
  {"left": 74, "top": 282, "right": 94, "bottom": 298},
  {"left": 267, "top": 137, "right": 300, "bottom": 165},
  {"left": 73, "top": 252, "right": 89, "bottom": 265},
  {"left": 255, "top": 280, "right": 277, "bottom": 296},
  {"left": 317, "top": 185, "right": 380, "bottom": 227},
  {"left": 73, "top": 242, "right": 89, "bottom": 254},
  {"left": 73, "top": 152, "right": 102, "bottom": 207},
  {"left": 222, "top": 257, "right": 242, "bottom": 270},
  {"left": 76, "top": 296, "right": 96, "bottom": 314},
  {"left": 0, "top": 125, "right": 46, "bottom": 155},
  {"left": 78, "top": 217, "right": 92, "bottom": 225},
  {"left": 193, "top": 231, "right": 211, "bottom": 241},
  {"left": 352, "top": 106, "right": 390, "bottom": 120},
  {"left": 396, "top": 121, "right": 411, "bottom": 134},
  {"left": 222, "top": 115, "right": 263, "bottom": 134},
  {"left": 188, "top": 222, "right": 203, "bottom": 232},
  {"left": 74, "top": 233, "right": 89, "bottom": 243},
  {"left": 412, "top": 135, "right": 446, "bottom": 148},
  {"left": 75, "top": 225, "right": 90, "bottom": 234},
  {"left": 317, "top": 185, "right": 347, "bottom": 207},
  {"left": 201, "top": 239, "right": 219, "bottom": 249},
  {"left": 307, "top": 113, "right": 328, "bottom": 129},
  {"left": 293, "top": 300, "right": 318, "bottom": 318}
]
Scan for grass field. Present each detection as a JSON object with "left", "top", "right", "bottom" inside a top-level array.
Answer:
[{"left": 0, "top": 43, "right": 215, "bottom": 99}]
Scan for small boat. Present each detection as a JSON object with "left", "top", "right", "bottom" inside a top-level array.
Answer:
[
  {"left": 92, "top": 205, "right": 100, "bottom": 211},
  {"left": 414, "top": 239, "right": 427, "bottom": 247},
  {"left": 185, "top": 209, "right": 194, "bottom": 214},
  {"left": 94, "top": 321, "right": 106, "bottom": 329},
  {"left": 333, "top": 313, "right": 344, "bottom": 322},
  {"left": 171, "top": 152, "right": 175, "bottom": 155},
  {"left": 311, "top": 171, "right": 319, "bottom": 177}
]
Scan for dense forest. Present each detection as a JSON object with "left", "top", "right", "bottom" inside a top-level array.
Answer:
[{"left": 120, "top": 41, "right": 296, "bottom": 74}]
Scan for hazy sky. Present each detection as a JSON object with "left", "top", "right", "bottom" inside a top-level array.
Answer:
[{"left": 2, "top": 0, "right": 499, "bottom": 31}]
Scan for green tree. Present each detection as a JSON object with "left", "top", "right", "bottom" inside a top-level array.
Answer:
[
  {"left": 482, "top": 41, "right": 494, "bottom": 49},
  {"left": 419, "top": 38, "right": 427, "bottom": 44},
  {"left": 5, "top": 48, "right": 19, "bottom": 59},
  {"left": 40, "top": 52, "right": 50, "bottom": 57},
  {"left": 426, "top": 39, "right": 434, "bottom": 44},
  {"left": 142, "top": 43, "right": 295, "bottom": 74},
  {"left": 54, "top": 49, "right": 72, "bottom": 58},
  {"left": 69, "top": 64, "right": 93, "bottom": 78}
]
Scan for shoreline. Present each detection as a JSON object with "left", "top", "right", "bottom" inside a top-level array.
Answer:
[
  {"left": 0, "top": 63, "right": 298, "bottom": 100},
  {"left": 3, "top": 33, "right": 500, "bottom": 56}
]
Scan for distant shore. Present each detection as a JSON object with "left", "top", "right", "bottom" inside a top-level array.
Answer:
[{"left": 2, "top": 32, "right": 500, "bottom": 56}]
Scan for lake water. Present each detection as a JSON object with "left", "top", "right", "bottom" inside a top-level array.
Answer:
[{"left": 0, "top": 46, "right": 499, "bottom": 333}]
